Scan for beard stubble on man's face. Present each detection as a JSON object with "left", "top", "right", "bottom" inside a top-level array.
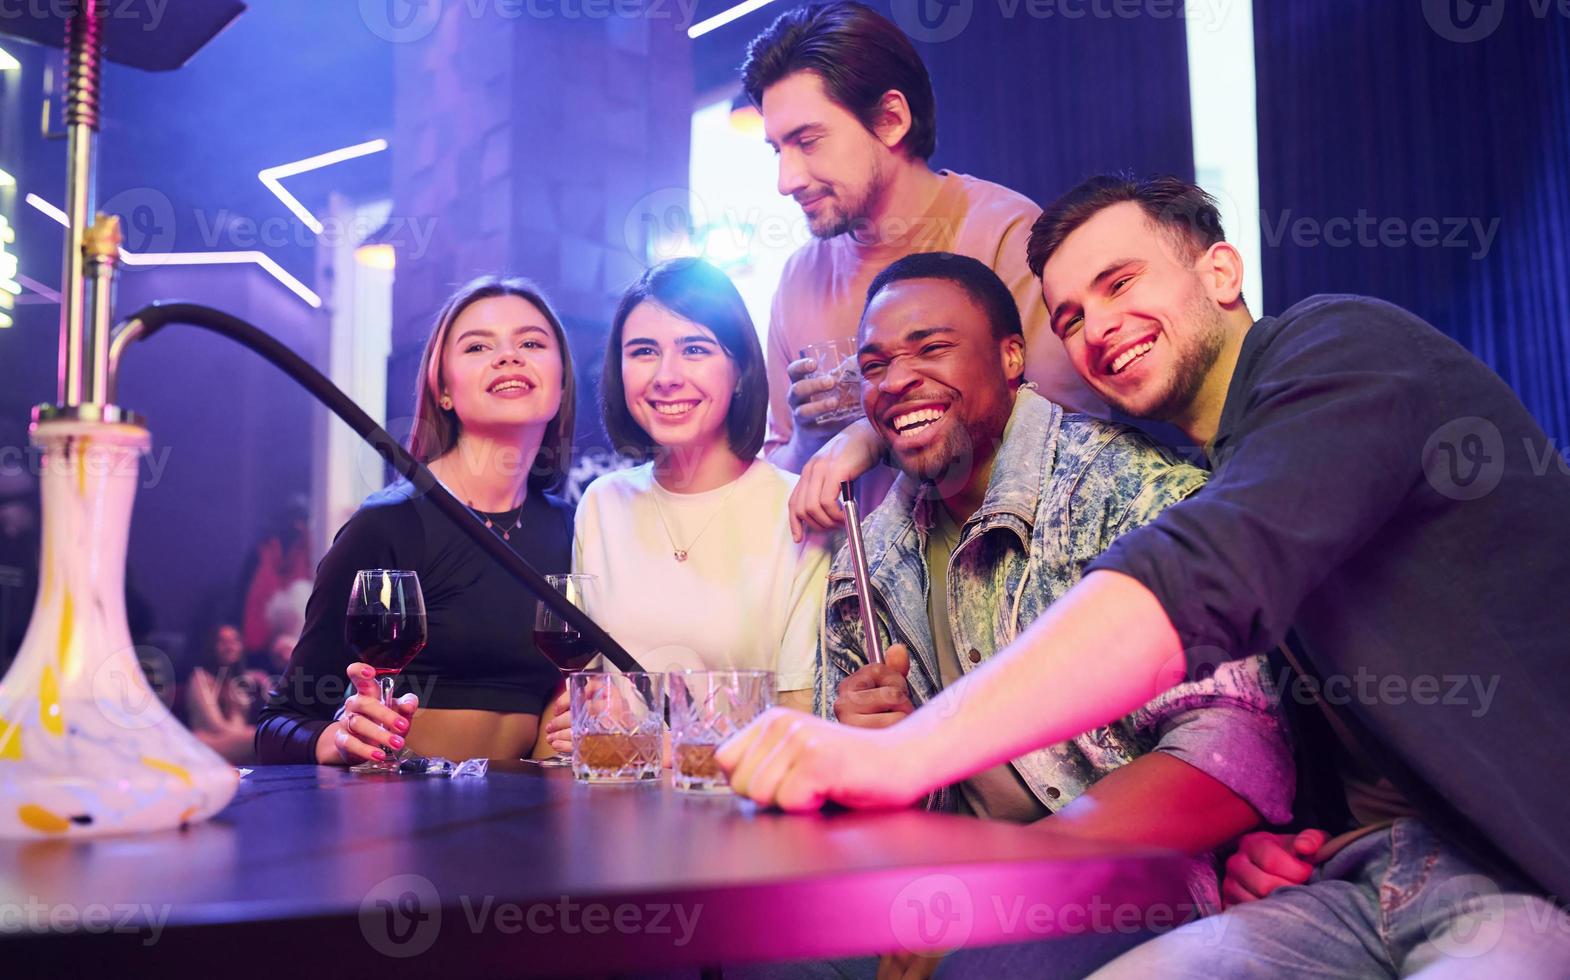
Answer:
[
  {"left": 1130, "top": 288, "right": 1230, "bottom": 425},
  {"left": 809, "top": 148, "right": 889, "bottom": 240},
  {"left": 896, "top": 368, "right": 1015, "bottom": 505}
]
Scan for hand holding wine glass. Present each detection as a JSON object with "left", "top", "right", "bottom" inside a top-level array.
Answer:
[
  {"left": 531, "top": 573, "right": 599, "bottom": 767},
  {"left": 321, "top": 662, "right": 421, "bottom": 767},
  {"left": 340, "top": 569, "right": 428, "bottom": 774}
]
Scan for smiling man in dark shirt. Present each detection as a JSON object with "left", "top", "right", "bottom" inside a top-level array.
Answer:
[{"left": 719, "top": 174, "right": 1570, "bottom": 974}]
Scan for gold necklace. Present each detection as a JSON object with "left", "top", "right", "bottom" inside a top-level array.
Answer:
[
  {"left": 469, "top": 501, "right": 525, "bottom": 541},
  {"left": 649, "top": 477, "right": 742, "bottom": 562},
  {"left": 441, "top": 472, "right": 525, "bottom": 541}
]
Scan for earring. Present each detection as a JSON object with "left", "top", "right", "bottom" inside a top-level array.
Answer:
[{"left": 440, "top": 396, "right": 453, "bottom": 410}]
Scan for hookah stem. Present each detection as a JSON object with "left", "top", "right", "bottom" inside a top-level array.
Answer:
[
  {"left": 117, "top": 302, "right": 643, "bottom": 673},
  {"left": 839, "top": 481, "right": 885, "bottom": 665}
]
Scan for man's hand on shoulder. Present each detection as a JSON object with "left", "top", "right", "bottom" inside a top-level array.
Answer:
[{"left": 787, "top": 418, "right": 884, "bottom": 540}]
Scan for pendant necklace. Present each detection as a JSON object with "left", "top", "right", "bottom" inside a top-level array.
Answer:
[
  {"left": 471, "top": 501, "right": 525, "bottom": 541},
  {"left": 650, "top": 477, "right": 741, "bottom": 562},
  {"left": 442, "top": 473, "right": 526, "bottom": 541}
]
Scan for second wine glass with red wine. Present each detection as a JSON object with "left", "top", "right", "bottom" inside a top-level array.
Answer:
[
  {"left": 532, "top": 572, "right": 600, "bottom": 767},
  {"left": 345, "top": 569, "right": 428, "bottom": 774}
]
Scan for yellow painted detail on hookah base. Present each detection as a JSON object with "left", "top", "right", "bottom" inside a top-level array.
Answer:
[
  {"left": 0, "top": 717, "right": 21, "bottom": 760},
  {"left": 141, "top": 756, "right": 194, "bottom": 787},
  {"left": 57, "top": 590, "right": 75, "bottom": 672},
  {"left": 179, "top": 805, "right": 199, "bottom": 824},
  {"left": 39, "top": 665, "right": 64, "bottom": 737},
  {"left": 18, "top": 803, "right": 72, "bottom": 835}
]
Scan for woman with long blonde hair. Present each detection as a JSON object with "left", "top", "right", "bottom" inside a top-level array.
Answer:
[{"left": 258, "top": 275, "right": 578, "bottom": 765}]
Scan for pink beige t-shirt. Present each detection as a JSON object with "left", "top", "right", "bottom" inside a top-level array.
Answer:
[{"left": 764, "top": 170, "right": 1105, "bottom": 458}]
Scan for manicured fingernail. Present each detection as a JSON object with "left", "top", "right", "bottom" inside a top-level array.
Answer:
[
  {"left": 395, "top": 719, "right": 410, "bottom": 733},
  {"left": 390, "top": 735, "right": 405, "bottom": 749},
  {"left": 372, "top": 749, "right": 386, "bottom": 760}
]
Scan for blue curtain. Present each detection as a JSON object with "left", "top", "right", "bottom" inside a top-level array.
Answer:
[
  {"left": 1252, "top": 1, "right": 1570, "bottom": 444},
  {"left": 907, "top": 0, "right": 1195, "bottom": 199},
  {"left": 694, "top": 1, "right": 1196, "bottom": 197}
]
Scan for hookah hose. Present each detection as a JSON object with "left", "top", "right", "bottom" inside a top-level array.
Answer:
[{"left": 114, "top": 301, "right": 644, "bottom": 674}]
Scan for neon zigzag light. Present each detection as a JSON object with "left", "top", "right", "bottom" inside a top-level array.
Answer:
[
  {"left": 25, "top": 193, "right": 322, "bottom": 308},
  {"left": 257, "top": 139, "right": 388, "bottom": 236}
]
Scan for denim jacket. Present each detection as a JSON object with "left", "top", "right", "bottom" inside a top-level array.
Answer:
[{"left": 816, "top": 391, "right": 1295, "bottom": 901}]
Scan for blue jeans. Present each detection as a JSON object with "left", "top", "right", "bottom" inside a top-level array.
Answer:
[{"left": 1090, "top": 818, "right": 1570, "bottom": 978}]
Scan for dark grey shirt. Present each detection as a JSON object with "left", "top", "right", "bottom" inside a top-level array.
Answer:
[{"left": 1091, "top": 294, "right": 1570, "bottom": 898}]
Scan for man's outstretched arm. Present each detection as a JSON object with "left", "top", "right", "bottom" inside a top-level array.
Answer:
[{"left": 718, "top": 569, "right": 1189, "bottom": 811}]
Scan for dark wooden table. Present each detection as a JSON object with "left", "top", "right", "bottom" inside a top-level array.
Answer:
[{"left": 0, "top": 763, "right": 1196, "bottom": 977}]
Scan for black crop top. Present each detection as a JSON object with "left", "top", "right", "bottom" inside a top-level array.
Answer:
[{"left": 255, "top": 480, "right": 572, "bottom": 764}]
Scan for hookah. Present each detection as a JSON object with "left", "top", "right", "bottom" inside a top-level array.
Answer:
[{"left": 0, "top": 2, "right": 640, "bottom": 838}]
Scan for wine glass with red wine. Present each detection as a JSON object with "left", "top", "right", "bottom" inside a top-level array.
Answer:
[
  {"left": 532, "top": 572, "right": 599, "bottom": 767},
  {"left": 345, "top": 569, "right": 428, "bottom": 774}
]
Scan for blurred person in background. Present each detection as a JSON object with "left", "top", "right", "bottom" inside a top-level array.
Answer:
[
  {"left": 186, "top": 622, "right": 269, "bottom": 764},
  {"left": 238, "top": 495, "right": 313, "bottom": 651}
]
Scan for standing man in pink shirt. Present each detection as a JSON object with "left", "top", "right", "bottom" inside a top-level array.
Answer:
[{"left": 741, "top": 1, "right": 1104, "bottom": 474}]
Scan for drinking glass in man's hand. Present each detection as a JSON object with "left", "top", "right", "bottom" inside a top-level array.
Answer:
[{"left": 801, "top": 339, "right": 865, "bottom": 424}]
